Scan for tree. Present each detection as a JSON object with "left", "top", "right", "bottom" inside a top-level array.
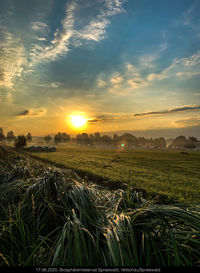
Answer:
[
  {"left": 113, "top": 134, "right": 119, "bottom": 146},
  {"left": 15, "top": 135, "right": 27, "bottom": 149},
  {"left": 26, "top": 132, "right": 32, "bottom": 142},
  {"left": 0, "top": 128, "right": 6, "bottom": 142},
  {"left": 170, "top": 136, "right": 188, "bottom": 148},
  {"left": 102, "top": 135, "right": 112, "bottom": 146},
  {"left": 120, "top": 133, "right": 138, "bottom": 147},
  {"left": 54, "top": 132, "right": 70, "bottom": 144},
  {"left": 62, "top": 133, "right": 70, "bottom": 143},
  {"left": 54, "top": 132, "right": 63, "bottom": 144},
  {"left": 76, "top": 133, "right": 90, "bottom": 146},
  {"left": 184, "top": 143, "right": 196, "bottom": 149},
  {"left": 6, "top": 131, "right": 15, "bottom": 142},
  {"left": 44, "top": 135, "right": 51, "bottom": 143},
  {"left": 188, "top": 137, "right": 198, "bottom": 143}
]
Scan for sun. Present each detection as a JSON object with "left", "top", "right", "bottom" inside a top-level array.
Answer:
[{"left": 69, "top": 115, "right": 87, "bottom": 129}]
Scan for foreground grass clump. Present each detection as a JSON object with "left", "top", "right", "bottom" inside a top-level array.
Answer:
[
  {"left": 33, "top": 145, "right": 200, "bottom": 202},
  {"left": 0, "top": 145, "right": 199, "bottom": 267}
]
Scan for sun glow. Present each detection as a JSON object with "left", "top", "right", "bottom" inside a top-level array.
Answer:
[{"left": 68, "top": 114, "right": 88, "bottom": 129}]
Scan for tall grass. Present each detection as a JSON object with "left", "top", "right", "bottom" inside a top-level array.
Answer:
[{"left": 0, "top": 145, "right": 199, "bottom": 267}]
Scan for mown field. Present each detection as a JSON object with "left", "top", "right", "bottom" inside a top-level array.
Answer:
[{"left": 33, "top": 145, "right": 200, "bottom": 203}]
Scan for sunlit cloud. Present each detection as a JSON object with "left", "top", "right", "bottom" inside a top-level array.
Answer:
[
  {"left": 133, "top": 105, "right": 200, "bottom": 117},
  {"left": 17, "top": 109, "right": 46, "bottom": 118},
  {"left": 97, "top": 79, "right": 107, "bottom": 87},
  {"left": 110, "top": 73, "right": 123, "bottom": 85},
  {"left": 174, "top": 117, "right": 200, "bottom": 128}
]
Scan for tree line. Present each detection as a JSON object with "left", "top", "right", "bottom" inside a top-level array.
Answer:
[
  {"left": 52, "top": 132, "right": 200, "bottom": 149},
  {"left": 0, "top": 127, "right": 199, "bottom": 149}
]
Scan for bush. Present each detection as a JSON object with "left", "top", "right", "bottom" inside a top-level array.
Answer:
[{"left": 15, "top": 135, "right": 27, "bottom": 149}]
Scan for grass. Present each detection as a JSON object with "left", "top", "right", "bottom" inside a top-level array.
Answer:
[
  {"left": 0, "top": 145, "right": 200, "bottom": 267},
  {"left": 31, "top": 145, "right": 200, "bottom": 202}
]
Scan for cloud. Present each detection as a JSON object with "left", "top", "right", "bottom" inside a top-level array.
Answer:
[
  {"left": 99, "top": 62, "right": 146, "bottom": 95},
  {"left": 174, "top": 117, "right": 200, "bottom": 127},
  {"left": 29, "top": 0, "right": 125, "bottom": 66},
  {"left": 147, "top": 73, "right": 168, "bottom": 81},
  {"left": 29, "top": 1, "right": 76, "bottom": 65},
  {"left": 88, "top": 113, "right": 132, "bottom": 123},
  {"left": 176, "top": 71, "right": 200, "bottom": 78},
  {"left": 183, "top": 1, "right": 199, "bottom": 26},
  {"left": 31, "top": 82, "right": 63, "bottom": 88},
  {"left": 97, "top": 79, "right": 107, "bottom": 87},
  {"left": 146, "top": 50, "right": 200, "bottom": 82},
  {"left": 17, "top": 109, "right": 45, "bottom": 118},
  {"left": 31, "top": 21, "right": 49, "bottom": 32},
  {"left": 0, "top": 27, "right": 27, "bottom": 88},
  {"left": 110, "top": 73, "right": 123, "bottom": 85},
  {"left": 89, "top": 105, "right": 200, "bottom": 124},
  {"left": 133, "top": 105, "right": 200, "bottom": 117}
]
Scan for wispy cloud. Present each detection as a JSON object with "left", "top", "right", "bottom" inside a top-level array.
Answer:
[
  {"left": 30, "top": 82, "right": 63, "bottom": 88},
  {"left": 133, "top": 105, "right": 200, "bottom": 117},
  {"left": 17, "top": 108, "right": 46, "bottom": 118},
  {"left": 29, "top": 0, "right": 125, "bottom": 65},
  {"left": 29, "top": 1, "right": 76, "bottom": 65},
  {"left": 174, "top": 117, "right": 200, "bottom": 127},
  {"left": 0, "top": 27, "right": 27, "bottom": 89},
  {"left": 98, "top": 62, "right": 146, "bottom": 95},
  {"left": 183, "top": 1, "right": 199, "bottom": 26},
  {"left": 147, "top": 50, "right": 200, "bottom": 82},
  {"left": 31, "top": 21, "right": 49, "bottom": 32},
  {"left": 88, "top": 113, "right": 133, "bottom": 123}
]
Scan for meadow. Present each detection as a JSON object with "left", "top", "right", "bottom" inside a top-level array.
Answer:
[
  {"left": 33, "top": 145, "right": 200, "bottom": 203},
  {"left": 0, "top": 145, "right": 200, "bottom": 267}
]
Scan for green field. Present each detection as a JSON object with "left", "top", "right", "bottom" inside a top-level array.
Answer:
[
  {"left": 33, "top": 145, "right": 200, "bottom": 202},
  {"left": 1, "top": 145, "right": 200, "bottom": 266}
]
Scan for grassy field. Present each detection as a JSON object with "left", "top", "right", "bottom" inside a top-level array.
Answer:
[
  {"left": 33, "top": 145, "right": 200, "bottom": 203},
  {"left": 0, "top": 145, "right": 200, "bottom": 267}
]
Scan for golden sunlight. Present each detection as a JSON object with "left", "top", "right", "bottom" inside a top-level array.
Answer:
[{"left": 69, "top": 115, "right": 88, "bottom": 129}]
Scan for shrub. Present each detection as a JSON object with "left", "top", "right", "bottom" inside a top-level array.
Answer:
[{"left": 15, "top": 135, "right": 27, "bottom": 149}]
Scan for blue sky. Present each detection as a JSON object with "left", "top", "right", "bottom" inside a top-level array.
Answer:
[{"left": 0, "top": 0, "right": 200, "bottom": 136}]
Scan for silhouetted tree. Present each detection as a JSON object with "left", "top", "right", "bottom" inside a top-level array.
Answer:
[
  {"left": 26, "top": 132, "right": 32, "bottom": 142},
  {"left": 94, "top": 132, "right": 101, "bottom": 146},
  {"left": 6, "top": 131, "right": 15, "bottom": 142},
  {"left": 184, "top": 143, "right": 196, "bottom": 149},
  {"left": 54, "top": 132, "right": 70, "bottom": 144},
  {"left": 76, "top": 133, "right": 90, "bottom": 146},
  {"left": 113, "top": 134, "right": 119, "bottom": 146},
  {"left": 54, "top": 132, "right": 62, "bottom": 144},
  {"left": 0, "top": 128, "right": 5, "bottom": 142},
  {"left": 188, "top": 137, "right": 198, "bottom": 143},
  {"left": 102, "top": 135, "right": 112, "bottom": 146},
  {"left": 170, "top": 136, "right": 188, "bottom": 148},
  {"left": 62, "top": 133, "right": 71, "bottom": 143},
  {"left": 120, "top": 133, "right": 138, "bottom": 147},
  {"left": 15, "top": 135, "right": 27, "bottom": 149},
  {"left": 44, "top": 135, "right": 51, "bottom": 143}
]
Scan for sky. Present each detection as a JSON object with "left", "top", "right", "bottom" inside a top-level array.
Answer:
[{"left": 0, "top": 0, "right": 200, "bottom": 137}]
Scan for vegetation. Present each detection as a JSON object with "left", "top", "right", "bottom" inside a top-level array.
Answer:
[
  {"left": 26, "top": 132, "right": 32, "bottom": 142},
  {"left": 44, "top": 134, "right": 51, "bottom": 143},
  {"left": 6, "top": 131, "right": 15, "bottom": 142},
  {"left": 0, "top": 145, "right": 199, "bottom": 267},
  {"left": 0, "top": 128, "right": 5, "bottom": 142},
  {"left": 15, "top": 135, "right": 27, "bottom": 149},
  {"left": 34, "top": 145, "right": 200, "bottom": 203},
  {"left": 54, "top": 132, "right": 70, "bottom": 144}
]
